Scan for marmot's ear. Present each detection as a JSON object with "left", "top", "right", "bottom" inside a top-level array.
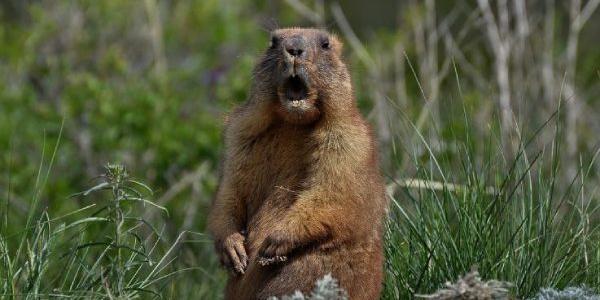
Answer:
[
  {"left": 329, "top": 33, "right": 344, "bottom": 56},
  {"left": 336, "top": 41, "right": 344, "bottom": 56},
  {"left": 223, "top": 113, "right": 231, "bottom": 126}
]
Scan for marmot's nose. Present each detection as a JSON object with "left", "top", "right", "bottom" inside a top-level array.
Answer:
[
  {"left": 286, "top": 47, "right": 303, "bottom": 57},
  {"left": 284, "top": 36, "right": 305, "bottom": 58}
]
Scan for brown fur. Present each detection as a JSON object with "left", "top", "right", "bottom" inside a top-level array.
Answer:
[{"left": 207, "top": 28, "right": 388, "bottom": 300}]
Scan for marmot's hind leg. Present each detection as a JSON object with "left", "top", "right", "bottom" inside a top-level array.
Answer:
[{"left": 256, "top": 255, "right": 326, "bottom": 299}]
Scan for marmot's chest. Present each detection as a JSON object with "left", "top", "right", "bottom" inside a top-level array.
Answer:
[{"left": 237, "top": 127, "right": 312, "bottom": 214}]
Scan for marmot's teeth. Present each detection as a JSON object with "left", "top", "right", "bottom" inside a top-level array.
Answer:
[{"left": 288, "top": 99, "right": 307, "bottom": 108}]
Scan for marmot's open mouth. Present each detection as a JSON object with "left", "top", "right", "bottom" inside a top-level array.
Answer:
[{"left": 282, "top": 75, "right": 309, "bottom": 106}]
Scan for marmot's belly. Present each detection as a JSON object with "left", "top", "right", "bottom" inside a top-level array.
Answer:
[{"left": 231, "top": 234, "right": 383, "bottom": 299}]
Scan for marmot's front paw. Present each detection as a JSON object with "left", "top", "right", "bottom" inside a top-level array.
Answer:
[
  {"left": 218, "top": 232, "right": 248, "bottom": 274},
  {"left": 258, "top": 230, "right": 294, "bottom": 263}
]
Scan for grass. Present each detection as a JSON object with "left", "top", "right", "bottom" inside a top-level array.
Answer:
[
  {"left": 382, "top": 106, "right": 600, "bottom": 299},
  {"left": 0, "top": 157, "right": 203, "bottom": 298}
]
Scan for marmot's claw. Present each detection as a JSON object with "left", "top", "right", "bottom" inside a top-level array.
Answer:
[{"left": 257, "top": 255, "right": 288, "bottom": 266}]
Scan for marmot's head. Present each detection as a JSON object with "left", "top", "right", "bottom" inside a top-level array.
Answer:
[{"left": 251, "top": 28, "right": 352, "bottom": 125}]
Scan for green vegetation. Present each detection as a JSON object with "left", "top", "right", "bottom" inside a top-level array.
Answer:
[
  {"left": 1, "top": 0, "right": 598, "bottom": 299},
  {"left": 384, "top": 109, "right": 600, "bottom": 298},
  {"left": 1, "top": 161, "right": 197, "bottom": 298}
]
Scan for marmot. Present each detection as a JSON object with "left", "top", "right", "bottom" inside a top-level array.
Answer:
[{"left": 208, "top": 28, "right": 387, "bottom": 300}]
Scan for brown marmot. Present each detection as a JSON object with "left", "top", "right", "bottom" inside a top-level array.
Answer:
[{"left": 207, "top": 27, "right": 387, "bottom": 300}]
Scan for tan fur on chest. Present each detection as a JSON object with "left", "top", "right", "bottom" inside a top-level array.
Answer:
[{"left": 232, "top": 124, "right": 312, "bottom": 216}]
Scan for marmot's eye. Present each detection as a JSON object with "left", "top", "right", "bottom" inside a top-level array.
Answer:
[
  {"left": 321, "top": 39, "right": 330, "bottom": 50},
  {"left": 270, "top": 36, "right": 280, "bottom": 48}
]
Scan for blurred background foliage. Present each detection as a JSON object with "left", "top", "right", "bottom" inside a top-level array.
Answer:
[{"left": 0, "top": 0, "right": 598, "bottom": 298}]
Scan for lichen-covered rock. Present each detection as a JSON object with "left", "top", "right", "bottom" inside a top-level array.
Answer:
[
  {"left": 416, "top": 270, "right": 513, "bottom": 300},
  {"left": 268, "top": 274, "right": 348, "bottom": 300},
  {"left": 531, "top": 286, "right": 600, "bottom": 300}
]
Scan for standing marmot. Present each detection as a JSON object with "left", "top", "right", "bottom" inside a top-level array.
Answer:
[{"left": 208, "top": 28, "right": 387, "bottom": 300}]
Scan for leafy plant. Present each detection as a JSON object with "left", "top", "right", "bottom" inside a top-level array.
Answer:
[{"left": 1, "top": 163, "right": 196, "bottom": 298}]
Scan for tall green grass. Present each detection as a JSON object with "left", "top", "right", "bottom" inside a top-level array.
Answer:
[
  {"left": 1, "top": 154, "right": 203, "bottom": 298},
  {"left": 383, "top": 107, "right": 600, "bottom": 299}
]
